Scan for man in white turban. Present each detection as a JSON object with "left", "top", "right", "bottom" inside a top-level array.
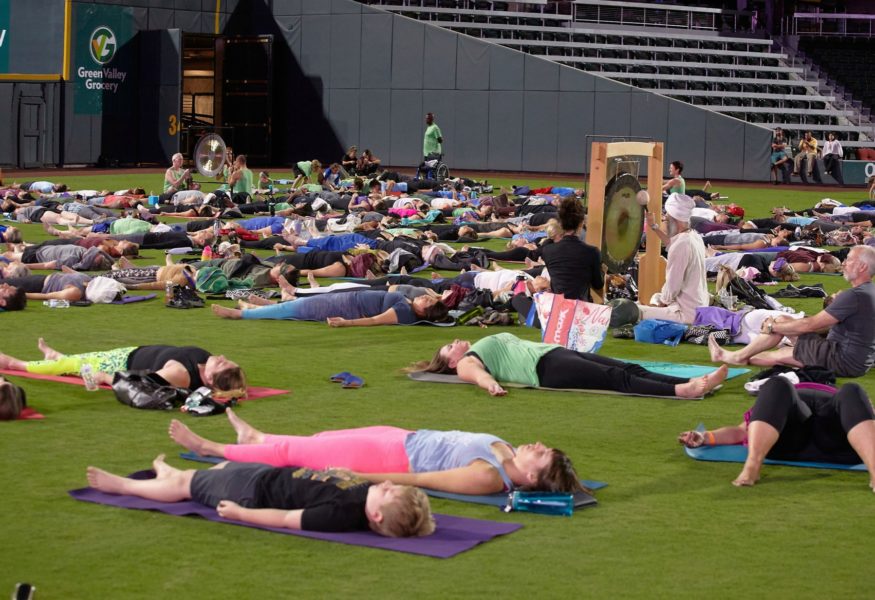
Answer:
[{"left": 638, "top": 193, "right": 709, "bottom": 324}]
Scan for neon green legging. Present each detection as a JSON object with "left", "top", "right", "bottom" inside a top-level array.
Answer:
[{"left": 25, "top": 347, "right": 138, "bottom": 376}]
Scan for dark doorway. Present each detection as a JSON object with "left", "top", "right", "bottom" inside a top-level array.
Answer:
[{"left": 220, "top": 35, "right": 272, "bottom": 165}]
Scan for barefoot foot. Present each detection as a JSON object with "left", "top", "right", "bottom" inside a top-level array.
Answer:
[
  {"left": 226, "top": 408, "right": 265, "bottom": 445},
  {"left": 86, "top": 466, "right": 127, "bottom": 494},
  {"left": 169, "top": 419, "right": 211, "bottom": 455},
  {"left": 703, "top": 364, "right": 729, "bottom": 394},
  {"left": 37, "top": 337, "right": 64, "bottom": 360},
  {"left": 307, "top": 272, "right": 319, "bottom": 288},
  {"left": 152, "top": 453, "right": 172, "bottom": 478},
  {"left": 211, "top": 304, "right": 242, "bottom": 319}
]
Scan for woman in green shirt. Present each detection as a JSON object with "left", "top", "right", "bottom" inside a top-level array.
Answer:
[
  {"left": 662, "top": 160, "right": 685, "bottom": 196},
  {"left": 419, "top": 333, "right": 727, "bottom": 398}
]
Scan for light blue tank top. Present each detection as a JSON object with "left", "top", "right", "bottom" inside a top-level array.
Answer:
[{"left": 405, "top": 430, "right": 515, "bottom": 491}]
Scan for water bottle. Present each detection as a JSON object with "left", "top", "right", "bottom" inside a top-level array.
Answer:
[
  {"left": 80, "top": 364, "right": 99, "bottom": 392},
  {"left": 503, "top": 491, "right": 574, "bottom": 516},
  {"left": 43, "top": 299, "right": 70, "bottom": 308},
  {"left": 165, "top": 281, "right": 174, "bottom": 306},
  {"left": 201, "top": 245, "right": 213, "bottom": 261}
]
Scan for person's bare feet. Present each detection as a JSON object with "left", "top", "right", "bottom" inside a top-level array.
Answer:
[
  {"left": 732, "top": 465, "right": 760, "bottom": 487},
  {"left": 708, "top": 334, "right": 738, "bottom": 364},
  {"left": 116, "top": 256, "right": 134, "bottom": 269},
  {"left": 307, "top": 272, "right": 319, "bottom": 288},
  {"left": 152, "top": 453, "right": 172, "bottom": 478},
  {"left": 226, "top": 408, "right": 265, "bottom": 445},
  {"left": 237, "top": 299, "right": 260, "bottom": 310},
  {"left": 169, "top": 419, "right": 210, "bottom": 454},
  {"left": 211, "top": 304, "right": 242, "bottom": 319},
  {"left": 277, "top": 274, "right": 296, "bottom": 296},
  {"left": 703, "top": 180, "right": 712, "bottom": 192},
  {"left": 37, "top": 337, "right": 63, "bottom": 360},
  {"left": 675, "top": 377, "right": 708, "bottom": 398},
  {"left": 703, "top": 364, "right": 729, "bottom": 393},
  {"left": 0, "top": 352, "right": 14, "bottom": 369},
  {"left": 242, "top": 295, "right": 271, "bottom": 307},
  {"left": 86, "top": 466, "right": 127, "bottom": 494}
]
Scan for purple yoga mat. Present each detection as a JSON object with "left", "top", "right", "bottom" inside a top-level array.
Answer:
[
  {"left": 112, "top": 293, "right": 157, "bottom": 304},
  {"left": 69, "top": 470, "right": 522, "bottom": 558}
]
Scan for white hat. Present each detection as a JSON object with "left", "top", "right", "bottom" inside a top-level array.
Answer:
[
  {"left": 664, "top": 193, "right": 695, "bottom": 223},
  {"left": 85, "top": 276, "right": 127, "bottom": 304}
]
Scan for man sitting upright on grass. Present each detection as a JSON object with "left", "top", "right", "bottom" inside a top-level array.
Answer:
[
  {"left": 710, "top": 245, "right": 875, "bottom": 378},
  {"left": 87, "top": 453, "right": 435, "bottom": 537}
]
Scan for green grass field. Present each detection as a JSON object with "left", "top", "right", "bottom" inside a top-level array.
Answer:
[{"left": 3, "top": 172, "right": 875, "bottom": 598}]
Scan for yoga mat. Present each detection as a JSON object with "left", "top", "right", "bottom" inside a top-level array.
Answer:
[
  {"left": 407, "top": 371, "right": 707, "bottom": 400},
  {"left": 69, "top": 471, "right": 522, "bottom": 558},
  {"left": 177, "top": 453, "right": 606, "bottom": 508},
  {"left": 112, "top": 294, "right": 157, "bottom": 304},
  {"left": 684, "top": 444, "right": 867, "bottom": 472},
  {"left": 17, "top": 407, "right": 44, "bottom": 420},
  {"left": 630, "top": 361, "right": 749, "bottom": 381},
  {"left": 0, "top": 370, "right": 289, "bottom": 401}
]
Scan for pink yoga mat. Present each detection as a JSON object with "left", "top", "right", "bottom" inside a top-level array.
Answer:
[{"left": 0, "top": 370, "right": 289, "bottom": 400}]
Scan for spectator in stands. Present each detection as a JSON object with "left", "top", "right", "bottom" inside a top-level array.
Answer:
[
  {"left": 770, "top": 127, "right": 791, "bottom": 185},
  {"left": 357, "top": 150, "right": 382, "bottom": 176},
  {"left": 822, "top": 132, "right": 845, "bottom": 185},
  {"left": 423, "top": 113, "right": 443, "bottom": 162},
  {"left": 793, "top": 131, "right": 819, "bottom": 179},
  {"left": 639, "top": 193, "right": 708, "bottom": 324},
  {"left": 662, "top": 161, "right": 685, "bottom": 196},
  {"left": 341, "top": 146, "right": 358, "bottom": 177}
]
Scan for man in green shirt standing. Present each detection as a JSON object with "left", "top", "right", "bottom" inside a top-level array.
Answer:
[{"left": 422, "top": 112, "right": 443, "bottom": 161}]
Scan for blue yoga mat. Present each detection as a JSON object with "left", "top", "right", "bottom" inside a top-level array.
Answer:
[
  {"left": 179, "top": 453, "right": 607, "bottom": 507},
  {"left": 631, "top": 361, "right": 749, "bottom": 381},
  {"left": 684, "top": 444, "right": 867, "bottom": 471}
]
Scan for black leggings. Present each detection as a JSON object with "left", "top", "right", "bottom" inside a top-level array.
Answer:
[
  {"left": 535, "top": 348, "right": 687, "bottom": 396},
  {"left": 750, "top": 378, "right": 874, "bottom": 463}
]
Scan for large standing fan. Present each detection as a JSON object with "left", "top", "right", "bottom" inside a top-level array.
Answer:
[{"left": 193, "top": 133, "right": 227, "bottom": 178}]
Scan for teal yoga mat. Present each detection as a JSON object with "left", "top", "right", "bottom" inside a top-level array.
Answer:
[
  {"left": 631, "top": 361, "right": 749, "bottom": 381},
  {"left": 684, "top": 444, "right": 867, "bottom": 471}
]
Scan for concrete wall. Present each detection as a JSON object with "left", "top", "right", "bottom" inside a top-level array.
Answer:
[{"left": 273, "top": 0, "right": 771, "bottom": 180}]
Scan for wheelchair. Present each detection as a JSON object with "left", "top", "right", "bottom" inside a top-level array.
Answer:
[{"left": 415, "top": 153, "right": 450, "bottom": 182}]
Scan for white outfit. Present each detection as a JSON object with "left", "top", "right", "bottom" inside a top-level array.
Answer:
[{"left": 639, "top": 229, "right": 709, "bottom": 324}]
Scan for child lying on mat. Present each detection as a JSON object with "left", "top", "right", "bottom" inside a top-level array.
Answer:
[
  {"left": 416, "top": 333, "right": 728, "bottom": 398},
  {"left": 678, "top": 378, "right": 875, "bottom": 490},
  {"left": 169, "top": 409, "right": 584, "bottom": 495},
  {"left": 0, "top": 375, "right": 27, "bottom": 420},
  {"left": 86, "top": 455, "right": 435, "bottom": 537}
]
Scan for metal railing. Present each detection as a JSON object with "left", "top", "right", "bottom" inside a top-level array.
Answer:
[
  {"left": 570, "top": 0, "right": 754, "bottom": 32},
  {"left": 786, "top": 13, "right": 875, "bottom": 37}
]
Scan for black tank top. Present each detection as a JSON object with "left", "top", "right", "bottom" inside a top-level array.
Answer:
[{"left": 126, "top": 345, "right": 211, "bottom": 390}]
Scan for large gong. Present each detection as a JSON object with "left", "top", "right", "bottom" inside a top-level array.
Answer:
[
  {"left": 602, "top": 172, "right": 643, "bottom": 273},
  {"left": 193, "top": 133, "right": 227, "bottom": 178}
]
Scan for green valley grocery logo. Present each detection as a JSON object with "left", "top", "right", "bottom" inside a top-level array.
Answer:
[{"left": 89, "top": 26, "right": 117, "bottom": 65}]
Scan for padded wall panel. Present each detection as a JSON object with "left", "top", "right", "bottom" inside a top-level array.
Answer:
[
  {"left": 630, "top": 93, "right": 669, "bottom": 144},
  {"left": 360, "top": 14, "right": 392, "bottom": 89},
  {"left": 666, "top": 101, "right": 706, "bottom": 178},
  {"left": 174, "top": 10, "right": 202, "bottom": 32},
  {"left": 456, "top": 36, "right": 489, "bottom": 91},
  {"left": 523, "top": 91, "right": 559, "bottom": 173},
  {"left": 488, "top": 91, "right": 523, "bottom": 171},
  {"left": 329, "top": 14, "right": 361, "bottom": 89},
  {"left": 300, "top": 15, "right": 332, "bottom": 83},
  {"left": 489, "top": 46, "right": 524, "bottom": 91},
  {"left": 557, "top": 92, "right": 594, "bottom": 173},
  {"left": 272, "top": 0, "right": 302, "bottom": 15},
  {"left": 559, "top": 66, "right": 595, "bottom": 92},
  {"left": 453, "top": 91, "right": 488, "bottom": 170},
  {"left": 524, "top": 55, "right": 559, "bottom": 91},
  {"left": 423, "top": 27, "right": 457, "bottom": 90},
  {"left": 148, "top": 8, "right": 174, "bottom": 29},
  {"left": 389, "top": 89, "right": 423, "bottom": 166},
  {"left": 593, "top": 92, "right": 631, "bottom": 138},
  {"left": 705, "top": 113, "right": 745, "bottom": 180},
  {"left": 358, "top": 89, "right": 391, "bottom": 162},
  {"left": 276, "top": 16, "right": 302, "bottom": 61},
  {"left": 391, "top": 18, "right": 424, "bottom": 89},
  {"left": 0, "top": 86, "right": 13, "bottom": 165},
  {"left": 422, "top": 90, "right": 455, "bottom": 164},
  {"left": 302, "top": 0, "right": 329, "bottom": 14},
  {"left": 743, "top": 124, "right": 771, "bottom": 181},
  {"left": 328, "top": 89, "right": 360, "bottom": 151},
  {"left": 331, "top": 0, "right": 361, "bottom": 13},
  {"left": 174, "top": 0, "right": 200, "bottom": 10}
]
